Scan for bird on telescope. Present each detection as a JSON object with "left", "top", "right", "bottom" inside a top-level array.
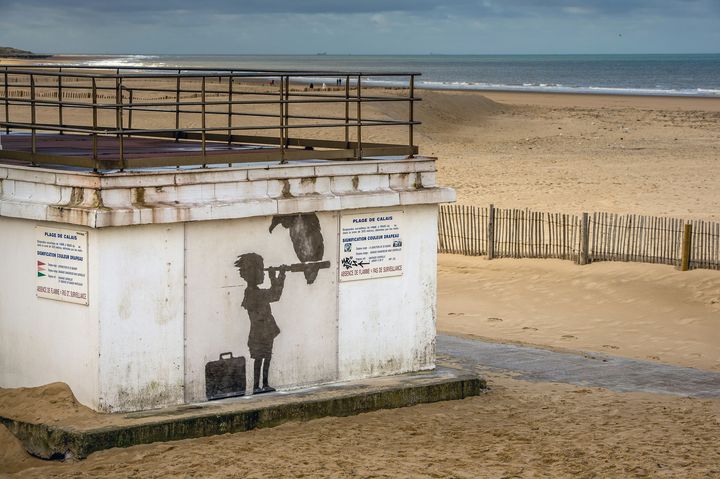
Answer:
[{"left": 269, "top": 213, "right": 325, "bottom": 284}]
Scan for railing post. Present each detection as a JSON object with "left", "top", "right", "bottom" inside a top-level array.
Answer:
[
  {"left": 227, "top": 72, "right": 233, "bottom": 148},
  {"left": 92, "top": 77, "right": 99, "bottom": 171},
  {"left": 201, "top": 75, "right": 206, "bottom": 167},
  {"left": 487, "top": 204, "right": 495, "bottom": 260},
  {"left": 408, "top": 74, "right": 414, "bottom": 158},
  {"left": 344, "top": 75, "right": 350, "bottom": 148},
  {"left": 283, "top": 76, "right": 290, "bottom": 148},
  {"left": 579, "top": 212, "right": 590, "bottom": 265},
  {"left": 680, "top": 223, "right": 692, "bottom": 271},
  {"left": 356, "top": 75, "right": 362, "bottom": 160},
  {"left": 57, "top": 67, "right": 63, "bottom": 134},
  {"left": 3, "top": 67, "right": 8, "bottom": 134},
  {"left": 127, "top": 89, "right": 133, "bottom": 134},
  {"left": 115, "top": 76, "right": 121, "bottom": 138},
  {"left": 116, "top": 77, "right": 125, "bottom": 171},
  {"left": 174, "top": 70, "right": 181, "bottom": 143},
  {"left": 279, "top": 75, "right": 286, "bottom": 164},
  {"left": 30, "top": 74, "right": 36, "bottom": 160}
]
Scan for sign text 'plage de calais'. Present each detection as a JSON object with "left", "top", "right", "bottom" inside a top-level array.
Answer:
[
  {"left": 35, "top": 227, "right": 89, "bottom": 305},
  {"left": 340, "top": 211, "right": 404, "bottom": 281}
]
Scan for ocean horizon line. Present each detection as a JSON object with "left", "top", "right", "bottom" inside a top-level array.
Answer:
[
  {"left": 45, "top": 52, "right": 720, "bottom": 57},
  {"left": 25, "top": 52, "right": 720, "bottom": 98}
]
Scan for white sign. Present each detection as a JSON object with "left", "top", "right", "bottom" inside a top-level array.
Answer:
[
  {"left": 36, "top": 227, "right": 89, "bottom": 305},
  {"left": 340, "top": 211, "right": 403, "bottom": 282}
]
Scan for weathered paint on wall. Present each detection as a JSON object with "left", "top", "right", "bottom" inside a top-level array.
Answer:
[
  {"left": 0, "top": 217, "right": 101, "bottom": 409},
  {"left": 337, "top": 205, "right": 437, "bottom": 379},
  {"left": 96, "top": 224, "right": 185, "bottom": 412}
]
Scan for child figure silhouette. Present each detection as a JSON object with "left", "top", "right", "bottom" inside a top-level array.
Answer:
[{"left": 234, "top": 253, "right": 286, "bottom": 394}]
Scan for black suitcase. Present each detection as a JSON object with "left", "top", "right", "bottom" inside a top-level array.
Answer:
[{"left": 205, "top": 352, "right": 246, "bottom": 400}]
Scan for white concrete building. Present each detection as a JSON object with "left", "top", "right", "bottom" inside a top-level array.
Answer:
[{"left": 0, "top": 158, "right": 454, "bottom": 412}]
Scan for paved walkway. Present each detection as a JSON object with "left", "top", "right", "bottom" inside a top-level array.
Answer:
[{"left": 438, "top": 334, "right": 720, "bottom": 398}]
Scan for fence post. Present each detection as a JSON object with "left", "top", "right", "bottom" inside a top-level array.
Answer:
[
  {"left": 487, "top": 204, "right": 495, "bottom": 260},
  {"left": 579, "top": 212, "right": 590, "bottom": 265},
  {"left": 680, "top": 223, "right": 692, "bottom": 271}
]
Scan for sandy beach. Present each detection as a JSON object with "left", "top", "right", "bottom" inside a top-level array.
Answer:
[
  {"left": 2, "top": 72, "right": 720, "bottom": 476},
  {"left": 411, "top": 89, "right": 720, "bottom": 221},
  {"left": 3, "top": 372, "right": 720, "bottom": 478},
  {"left": 438, "top": 255, "right": 720, "bottom": 371}
]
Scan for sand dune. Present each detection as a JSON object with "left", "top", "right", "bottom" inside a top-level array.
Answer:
[{"left": 438, "top": 255, "right": 720, "bottom": 371}]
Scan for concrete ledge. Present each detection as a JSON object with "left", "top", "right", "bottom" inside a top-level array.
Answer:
[
  {"left": 0, "top": 365, "right": 485, "bottom": 460},
  {"left": 0, "top": 157, "right": 455, "bottom": 227}
]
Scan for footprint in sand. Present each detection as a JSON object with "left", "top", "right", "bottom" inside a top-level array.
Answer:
[
  {"left": 487, "top": 317, "right": 503, "bottom": 322},
  {"left": 647, "top": 355, "right": 661, "bottom": 361},
  {"left": 447, "top": 312, "right": 465, "bottom": 316},
  {"left": 561, "top": 334, "right": 577, "bottom": 340},
  {"left": 522, "top": 327, "right": 538, "bottom": 331},
  {"left": 602, "top": 344, "right": 620, "bottom": 350}
]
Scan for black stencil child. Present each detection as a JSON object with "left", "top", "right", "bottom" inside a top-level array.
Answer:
[{"left": 235, "top": 253, "right": 286, "bottom": 394}]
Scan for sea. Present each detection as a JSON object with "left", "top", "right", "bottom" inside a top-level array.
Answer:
[{"left": 66, "top": 53, "right": 720, "bottom": 97}]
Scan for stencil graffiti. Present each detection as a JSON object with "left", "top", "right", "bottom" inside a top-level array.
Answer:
[
  {"left": 269, "top": 214, "right": 327, "bottom": 284},
  {"left": 236, "top": 252, "right": 285, "bottom": 394},
  {"left": 204, "top": 213, "right": 331, "bottom": 399}
]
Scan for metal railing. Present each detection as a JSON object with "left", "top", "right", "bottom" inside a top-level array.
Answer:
[{"left": 0, "top": 65, "right": 420, "bottom": 171}]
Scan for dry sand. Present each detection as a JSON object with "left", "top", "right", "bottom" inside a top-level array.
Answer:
[
  {"left": 421, "top": 89, "right": 720, "bottom": 372},
  {"left": 2, "top": 373, "right": 720, "bottom": 478},
  {"left": 409, "top": 90, "right": 720, "bottom": 221},
  {"left": 0, "top": 382, "right": 97, "bottom": 425},
  {"left": 438, "top": 255, "right": 720, "bottom": 371},
  {"left": 2, "top": 76, "right": 720, "bottom": 476}
]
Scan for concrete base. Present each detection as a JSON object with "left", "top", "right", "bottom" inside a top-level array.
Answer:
[{"left": 1, "top": 365, "right": 485, "bottom": 460}]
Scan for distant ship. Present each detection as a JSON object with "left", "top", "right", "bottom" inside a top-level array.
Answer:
[{"left": 316, "top": 52, "right": 327, "bottom": 56}]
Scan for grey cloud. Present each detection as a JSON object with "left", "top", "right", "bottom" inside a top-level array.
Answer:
[{"left": 2, "top": 0, "right": 718, "bottom": 17}]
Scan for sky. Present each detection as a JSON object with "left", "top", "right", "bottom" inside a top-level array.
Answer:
[{"left": 0, "top": 0, "right": 718, "bottom": 55}]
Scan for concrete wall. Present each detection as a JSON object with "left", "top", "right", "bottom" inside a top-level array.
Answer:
[
  {"left": 96, "top": 224, "right": 185, "bottom": 412},
  {"left": 337, "top": 205, "right": 437, "bottom": 379},
  {"left": 1, "top": 205, "right": 438, "bottom": 411},
  {"left": 0, "top": 217, "right": 101, "bottom": 409}
]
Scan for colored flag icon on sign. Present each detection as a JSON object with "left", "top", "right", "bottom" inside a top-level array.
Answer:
[{"left": 37, "top": 260, "right": 46, "bottom": 277}]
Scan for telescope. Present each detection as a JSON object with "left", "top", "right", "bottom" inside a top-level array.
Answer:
[{"left": 264, "top": 260, "right": 331, "bottom": 284}]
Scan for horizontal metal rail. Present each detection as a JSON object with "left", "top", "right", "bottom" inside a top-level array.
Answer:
[
  {"left": 0, "top": 66, "right": 420, "bottom": 171},
  {"left": 2, "top": 119, "right": 419, "bottom": 135},
  {"left": 5, "top": 64, "right": 421, "bottom": 76},
  {"left": 2, "top": 96, "right": 419, "bottom": 109}
]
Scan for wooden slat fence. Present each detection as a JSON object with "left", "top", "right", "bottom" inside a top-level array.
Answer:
[
  {"left": 689, "top": 219, "right": 720, "bottom": 270},
  {"left": 438, "top": 204, "right": 720, "bottom": 271},
  {"left": 437, "top": 204, "right": 488, "bottom": 256}
]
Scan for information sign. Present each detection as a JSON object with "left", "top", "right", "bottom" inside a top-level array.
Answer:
[
  {"left": 339, "top": 211, "right": 403, "bottom": 282},
  {"left": 35, "top": 227, "right": 89, "bottom": 305}
]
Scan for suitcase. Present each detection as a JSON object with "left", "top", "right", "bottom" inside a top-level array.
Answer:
[{"left": 205, "top": 352, "right": 246, "bottom": 400}]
